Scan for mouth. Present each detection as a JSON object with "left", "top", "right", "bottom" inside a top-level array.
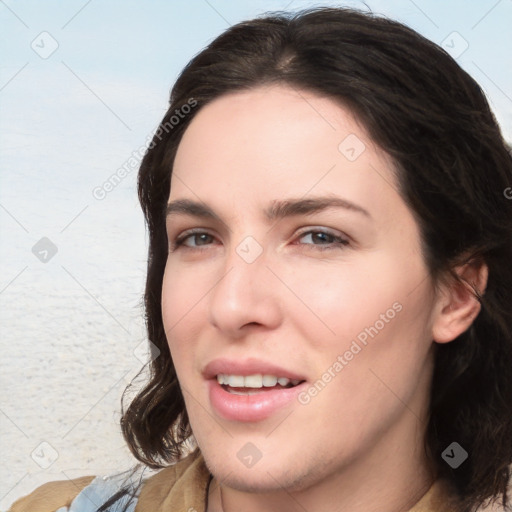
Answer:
[
  {"left": 216, "top": 373, "right": 305, "bottom": 395},
  {"left": 203, "top": 358, "right": 308, "bottom": 421},
  {"left": 205, "top": 371, "right": 307, "bottom": 422}
]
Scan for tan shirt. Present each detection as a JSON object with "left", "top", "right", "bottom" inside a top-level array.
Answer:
[{"left": 9, "top": 451, "right": 460, "bottom": 512}]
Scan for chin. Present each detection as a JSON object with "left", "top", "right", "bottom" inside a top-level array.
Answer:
[{"left": 202, "top": 450, "right": 322, "bottom": 494}]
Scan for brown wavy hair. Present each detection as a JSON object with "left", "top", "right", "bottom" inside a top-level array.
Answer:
[{"left": 110, "top": 7, "right": 512, "bottom": 512}]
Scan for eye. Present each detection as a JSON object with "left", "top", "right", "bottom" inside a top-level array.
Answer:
[
  {"left": 170, "top": 230, "right": 216, "bottom": 251},
  {"left": 295, "top": 229, "right": 349, "bottom": 251},
  {"left": 169, "top": 227, "right": 350, "bottom": 253}
]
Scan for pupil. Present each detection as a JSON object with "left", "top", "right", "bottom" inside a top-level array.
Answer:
[{"left": 314, "top": 232, "right": 329, "bottom": 243}]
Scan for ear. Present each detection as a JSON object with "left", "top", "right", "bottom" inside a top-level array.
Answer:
[{"left": 431, "top": 259, "right": 488, "bottom": 344}]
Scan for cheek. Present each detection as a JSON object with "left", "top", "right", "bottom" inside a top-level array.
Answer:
[
  {"left": 280, "top": 250, "right": 432, "bottom": 368},
  {"left": 277, "top": 257, "right": 391, "bottom": 337},
  {"left": 161, "top": 260, "right": 212, "bottom": 328},
  {"left": 161, "top": 265, "right": 202, "bottom": 374},
  {"left": 161, "top": 266, "right": 178, "bottom": 341},
  {"left": 287, "top": 260, "right": 434, "bottom": 439}
]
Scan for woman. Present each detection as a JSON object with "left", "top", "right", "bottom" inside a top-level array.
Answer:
[{"left": 10, "top": 7, "right": 512, "bottom": 512}]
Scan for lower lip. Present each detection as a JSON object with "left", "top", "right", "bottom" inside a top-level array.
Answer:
[{"left": 208, "top": 379, "right": 307, "bottom": 422}]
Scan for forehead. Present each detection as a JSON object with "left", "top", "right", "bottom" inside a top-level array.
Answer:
[
  {"left": 174, "top": 85, "right": 371, "bottom": 171},
  {"left": 170, "top": 85, "right": 401, "bottom": 224}
]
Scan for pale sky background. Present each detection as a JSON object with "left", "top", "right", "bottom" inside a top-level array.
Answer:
[{"left": 0, "top": 0, "right": 511, "bottom": 509}]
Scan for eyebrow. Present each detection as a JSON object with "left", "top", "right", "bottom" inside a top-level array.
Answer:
[{"left": 165, "top": 196, "right": 372, "bottom": 223}]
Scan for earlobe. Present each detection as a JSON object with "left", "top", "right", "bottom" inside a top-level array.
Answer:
[{"left": 431, "top": 259, "right": 488, "bottom": 344}]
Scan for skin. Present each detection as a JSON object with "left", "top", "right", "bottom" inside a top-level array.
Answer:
[{"left": 161, "top": 85, "right": 487, "bottom": 512}]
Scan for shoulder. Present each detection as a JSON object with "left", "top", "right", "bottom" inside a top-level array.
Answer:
[
  {"left": 136, "top": 449, "right": 211, "bottom": 511},
  {"left": 8, "top": 475, "right": 95, "bottom": 512},
  {"left": 7, "top": 450, "right": 210, "bottom": 512},
  {"left": 8, "top": 471, "right": 140, "bottom": 512}
]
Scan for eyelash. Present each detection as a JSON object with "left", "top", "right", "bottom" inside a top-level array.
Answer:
[{"left": 169, "top": 228, "right": 349, "bottom": 252}]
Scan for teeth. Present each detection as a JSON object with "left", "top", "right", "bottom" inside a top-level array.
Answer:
[
  {"left": 262, "top": 375, "right": 278, "bottom": 387},
  {"left": 227, "top": 375, "right": 244, "bottom": 387},
  {"left": 244, "top": 375, "right": 263, "bottom": 388},
  {"left": 216, "top": 374, "right": 301, "bottom": 388}
]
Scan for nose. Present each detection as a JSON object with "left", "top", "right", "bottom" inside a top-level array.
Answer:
[{"left": 208, "top": 244, "right": 282, "bottom": 338}]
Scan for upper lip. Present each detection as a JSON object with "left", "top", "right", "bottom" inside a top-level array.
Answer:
[{"left": 203, "top": 357, "right": 307, "bottom": 381}]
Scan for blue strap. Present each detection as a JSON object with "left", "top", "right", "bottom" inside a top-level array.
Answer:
[{"left": 55, "top": 474, "right": 140, "bottom": 512}]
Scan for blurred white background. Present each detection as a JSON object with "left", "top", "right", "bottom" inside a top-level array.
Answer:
[{"left": 1, "top": 0, "right": 511, "bottom": 509}]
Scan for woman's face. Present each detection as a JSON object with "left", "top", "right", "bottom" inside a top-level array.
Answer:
[{"left": 162, "top": 85, "right": 439, "bottom": 492}]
